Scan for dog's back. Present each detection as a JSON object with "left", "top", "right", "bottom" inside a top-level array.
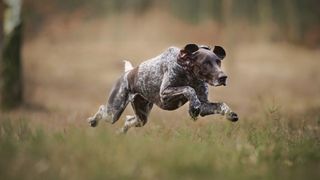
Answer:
[{"left": 127, "top": 47, "right": 181, "bottom": 103}]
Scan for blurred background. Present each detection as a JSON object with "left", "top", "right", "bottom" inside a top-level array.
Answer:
[
  {"left": 16, "top": 0, "right": 320, "bottom": 120},
  {"left": 0, "top": 0, "right": 320, "bottom": 179}
]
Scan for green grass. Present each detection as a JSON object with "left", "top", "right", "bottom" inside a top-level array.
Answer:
[{"left": 1, "top": 108, "right": 320, "bottom": 180}]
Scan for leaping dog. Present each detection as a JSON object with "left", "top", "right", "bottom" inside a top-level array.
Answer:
[{"left": 88, "top": 44, "right": 238, "bottom": 133}]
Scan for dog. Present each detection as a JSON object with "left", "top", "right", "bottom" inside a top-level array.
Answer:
[{"left": 88, "top": 44, "right": 238, "bottom": 133}]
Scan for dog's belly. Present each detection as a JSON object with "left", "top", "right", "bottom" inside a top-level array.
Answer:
[{"left": 154, "top": 95, "right": 188, "bottom": 111}]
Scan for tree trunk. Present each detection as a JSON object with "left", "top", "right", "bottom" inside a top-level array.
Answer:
[
  {"left": 284, "top": 0, "right": 300, "bottom": 42},
  {"left": 258, "top": 0, "right": 272, "bottom": 41},
  {"left": 1, "top": 0, "right": 23, "bottom": 109},
  {"left": 0, "top": 2, "right": 4, "bottom": 61},
  {"left": 222, "top": 0, "right": 235, "bottom": 74}
]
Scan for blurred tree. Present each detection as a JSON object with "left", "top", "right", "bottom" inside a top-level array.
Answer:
[
  {"left": 0, "top": 2, "right": 3, "bottom": 59},
  {"left": 222, "top": 0, "right": 236, "bottom": 73},
  {"left": 284, "top": 0, "right": 300, "bottom": 42},
  {"left": 1, "top": 0, "right": 23, "bottom": 109},
  {"left": 21, "top": 0, "right": 320, "bottom": 46},
  {"left": 258, "top": 0, "right": 272, "bottom": 40},
  {"left": 258, "top": 0, "right": 272, "bottom": 24},
  {"left": 210, "top": 0, "right": 223, "bottom": 22}
]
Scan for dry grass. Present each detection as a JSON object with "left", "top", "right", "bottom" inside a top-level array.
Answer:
[{"left": 1, "top": 108, "right": 320, "bottom": 180}]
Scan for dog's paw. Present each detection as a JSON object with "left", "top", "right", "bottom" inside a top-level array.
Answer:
[
  {"left": 88, "top": 117, "right": 98, "bottom": 127},
  {"left": 189, "top": 106, "right": 200, "bottom": 121},
  {"left": 189, "top": 100, "right": 201, "bottom": 120},
  {"left": 226, "top": 112, "right": 239, "bottom": 122}
]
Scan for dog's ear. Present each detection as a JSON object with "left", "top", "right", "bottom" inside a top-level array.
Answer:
[
  {"left": 178, "top": 44, "right": 199, "bottom": 70},
  {"left": 213, "top": 46, "right": 226, "bottom": 60},
  {"left": 181, "top": 44, "right": 199, "bottom": 54}
]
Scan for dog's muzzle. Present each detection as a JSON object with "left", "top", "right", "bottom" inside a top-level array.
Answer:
[{"left": 217, "top": 75, "right": 227, "bottom": 86}]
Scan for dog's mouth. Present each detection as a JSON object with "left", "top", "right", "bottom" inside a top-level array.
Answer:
[{"left": 206, "top": 79, "right": 226, "bottom": 87}]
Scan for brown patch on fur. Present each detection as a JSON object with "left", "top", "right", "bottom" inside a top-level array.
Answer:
[
  {"left": 177, "top": 51, "right": 196, "bottom": 73},
  {"left": 127, "top": 66, "right": 139, "bottom": 91}
]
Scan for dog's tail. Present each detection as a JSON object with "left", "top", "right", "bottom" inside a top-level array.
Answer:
[{"left": 124, "top": 60, "right": 134, "bottom": 72}]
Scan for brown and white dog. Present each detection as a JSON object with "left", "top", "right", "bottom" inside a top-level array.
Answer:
[{"left": 88, "top": 44, "right": 238, "bottom": 133}]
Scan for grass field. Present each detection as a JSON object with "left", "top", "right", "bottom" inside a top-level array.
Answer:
[
  {"left": 1, "top": 107, "right": 320, "bottom": 180},
  {"left": 1, "top": 11, "right": 320, "bottom": 179}
]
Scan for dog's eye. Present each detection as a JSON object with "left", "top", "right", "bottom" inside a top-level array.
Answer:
[
  {"left": 216, "top": 60, "right": 221, "bottom": 66},
  {"left": 204, "top": 60, "right": 212, "bottom": 67}
]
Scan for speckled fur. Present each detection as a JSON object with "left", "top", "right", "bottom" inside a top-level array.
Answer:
[{"left": 88, "top": 44, "right": 238, "bottom": 132}]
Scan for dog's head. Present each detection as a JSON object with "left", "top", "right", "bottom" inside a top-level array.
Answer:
[{"left": 178, "top": 44, "right": 228, "bottom": 86}]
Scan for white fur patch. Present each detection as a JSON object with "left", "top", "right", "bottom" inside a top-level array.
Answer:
[{"left": 124, "top": 60, "right": 134, "bottom": 72}]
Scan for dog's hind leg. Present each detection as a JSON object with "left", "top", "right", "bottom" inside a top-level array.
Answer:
[
  {"left": 88, "top": 75, "right": 130, "bottom": 127},
  {"left": 121, "top": 95, "right": 153, "bottom": 133},
  {"left": 88, "top": 105, "right": 109, "bottom": 127}
]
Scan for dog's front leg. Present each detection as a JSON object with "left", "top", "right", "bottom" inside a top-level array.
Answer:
[
  {"left": 161, "top": 86, "right": 201, "bottom": 120},
  {"left": 200, "top": 102, "right": 238, "bottom": 122}
]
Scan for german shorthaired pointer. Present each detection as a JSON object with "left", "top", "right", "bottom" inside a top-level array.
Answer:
[{"left": 88, "top": 44, "right": 238, "bottom": 133}]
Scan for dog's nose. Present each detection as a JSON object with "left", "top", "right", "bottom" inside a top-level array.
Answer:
[{"left": 218, "top": 74, "right": 228, "bottom": 86}]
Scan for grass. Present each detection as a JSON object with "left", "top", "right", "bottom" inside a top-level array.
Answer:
[{"left": 1, "top": 107, "right": 319, "bottom": 180}]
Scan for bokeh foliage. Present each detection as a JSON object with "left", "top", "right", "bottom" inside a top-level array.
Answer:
[{"left": 23, "top": 0, "right": 320, "bottom": 46}]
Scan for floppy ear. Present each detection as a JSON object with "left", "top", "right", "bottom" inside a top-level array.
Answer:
[
  {"left": 181, "top": 44, "right": 199, "bottom": 54},
  {"left": 213, "top": 46, "right": 226, "bottom": 60},
  {"left": 178, "top": 44, "right": 199, "bottom": 70}
]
